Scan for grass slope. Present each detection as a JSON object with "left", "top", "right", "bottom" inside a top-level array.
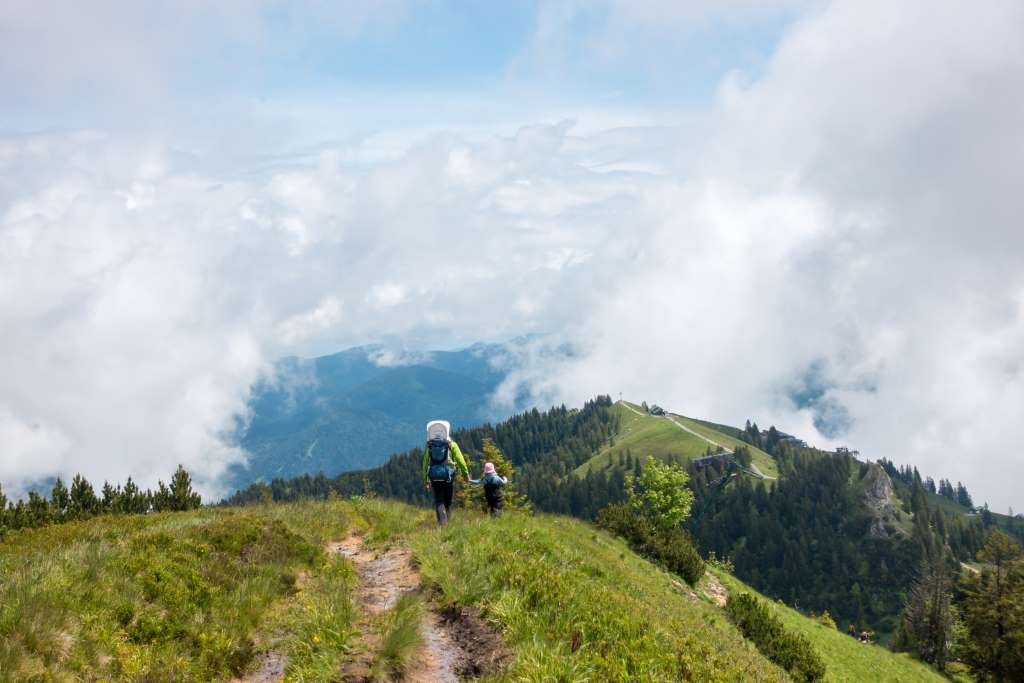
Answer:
[
  {"left": 666, "top": 412, "right": 779, "bottom": 479},
  {"left": 712, "top": 569, "right": 943, "bottom": 683},
  {"left": 577, "top": 401, "right": 778, "bottom": 480},
  {"left": 2, "top": 498, "right": 946, "bottom": 682},
  {"left": 358, "top": 499, "right": 790, "bottom": 681},
  {"left": 0, "top": 503, "right": 359, "bottom": 681},
  {"left": 359, "top": 500, "right": 945, "bottom": 682}
]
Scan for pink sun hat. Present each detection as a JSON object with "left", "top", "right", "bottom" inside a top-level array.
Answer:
[{"left": 483, "top": 462, "right": 496, "bottom": 475}]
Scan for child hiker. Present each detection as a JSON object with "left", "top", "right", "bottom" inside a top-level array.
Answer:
[{"left": 474, "top": 462, "right": 508, "bottom": 517}]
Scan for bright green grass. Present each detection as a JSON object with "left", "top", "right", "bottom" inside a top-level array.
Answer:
[
  {"left": 351, "top": 498, "right": 944, "bottom": 682},
  {"left": 0, "top": 502, "right": 358, "bottom": 682},
  {"left": 667, "top": 413, "right": 779, "bottom": 480},
  {"left": 408, "top": 507, "right": 789, "bottom": 682},
  {"left": 577, "top": 402, "right": 778, "bottom": 480},
  {"left": 712, "top": 568, "right": 945, "bottom": 683},
  {"left": 1, "top": 498, "right": 952, "bottom": 682},
  {"left": 576, "top": 403, "right": 713, "bottom": 475}
]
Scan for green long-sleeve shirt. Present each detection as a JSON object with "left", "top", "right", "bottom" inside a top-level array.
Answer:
[{"left": 422, "top": 439, "right": 469, "bottom": 483}]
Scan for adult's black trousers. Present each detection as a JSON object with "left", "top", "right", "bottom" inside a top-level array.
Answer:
[{"left": 431, "top": 480, "right": 454, "bottom": 525}]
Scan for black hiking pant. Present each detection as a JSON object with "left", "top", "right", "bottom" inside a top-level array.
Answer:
[
  {"left": 485, "top": 486, "right": 503, "bottom": 517},
  {"left": 431, "top": 480, "right": 454, "bottom": 525}
]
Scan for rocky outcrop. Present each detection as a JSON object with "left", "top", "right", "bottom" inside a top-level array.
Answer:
[{"left": 863, "top": 463, "right": 899, "bottom": 539}]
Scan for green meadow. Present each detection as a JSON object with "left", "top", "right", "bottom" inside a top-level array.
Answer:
[{"left": 1, "top": 498, "right": 947, "bottom": 681}]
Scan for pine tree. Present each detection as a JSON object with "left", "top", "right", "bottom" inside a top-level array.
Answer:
[
  {"left": 0, "top": 481, "right": 7, "bottom": 529},
  {"left": 120, "top": 477, "right": 147, "bottom": 514},
  {"left": 151, "top": 481, "right": 171, "bottom": 512},
  {"left": 50, "top": 477, "right": 69, "bottom": 519},
  {"left": 68, "top": 474, "right": 98, "bottom": 519},
  {"left": 169, "top": 465, "right": 202, "bottom": 511},
  {"left": 956, "top": 482, "right": 973, "bottom": 509},
  {"left": 896, "top": 555, "right": 956, "bottom": 670},
  {"left": 960, "top": 530, "right": 1024, "bottom": 681},
  {"left": 981, "top": 503, "right": 994, "bottom": 529},
  {"left": 100, "top": 481, "right": 117, "bottom": 513},
  {"left": 453, "top": 446, "right": 478, "bottom": 509},
  {"left": 26, "top": 491, "right": 50, "bottom": 527}
]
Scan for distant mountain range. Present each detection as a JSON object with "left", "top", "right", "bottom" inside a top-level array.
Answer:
[{"left": 227, "top": 342, "right": 522, "bottom": 489}]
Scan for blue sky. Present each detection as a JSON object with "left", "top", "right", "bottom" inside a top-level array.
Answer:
[
  {"left": 2, "top": 1, "right": 803, "bottom": 132},
  {"left": 1, "top": 1, "right": 1023, "bottom": 509}
]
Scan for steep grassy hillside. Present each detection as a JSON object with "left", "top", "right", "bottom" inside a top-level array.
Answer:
[
  {"left": 577, "top": 401, "right": 778, "bottom": 479},
  {"left": 1, "top": 499, "right": 947, "bottom": 681},
  {"left": 712, "top": 570, "right": 944, "bottom": 683}
]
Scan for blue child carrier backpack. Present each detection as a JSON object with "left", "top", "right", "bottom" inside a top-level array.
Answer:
[
  {"left": 427, "top": 439, "right": 453, "bottom": 482},
  {"left": 425, "top": 420, "right": 454, "bottom": 482}
]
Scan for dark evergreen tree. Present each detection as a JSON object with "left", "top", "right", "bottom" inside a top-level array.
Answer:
[
  {"left": 896, "top": 555, "right": 956, "bottom": 670},
  {"left": 169, "top": 465, "right": 202, "bottom": 511},
  {"left": 100, "top": 481, "right": 117, "bottom": 513},
  {"left": 981, "top": 503, "right": 993, "bottom": 529},
  {"left": 50, "top": 477, "right": 69, "bottom": 519},
  {"left": 956, "top": 482, "right": 973, "bottom": 509},
  {"left": 151, "top": 481, "right": 172, "bottom": 512},
  {"left": 120, "top": 477, "right": 148, "bottom": 514},
  {"left": 958, "top": 530, "right": 1024, "bottom": 681},
  {"left": 0, "top": 481, "right": 7, "bottom": 531},
  {"left": 68, "top": 474, "right": 98, "bottom": 519},
  {"left": 26, "top": 491, "right": 51, "bottom": 527}
]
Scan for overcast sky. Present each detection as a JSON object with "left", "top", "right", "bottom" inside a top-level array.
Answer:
[{"left": 1, "top": 0, "right": 1022, "bottom": 509}]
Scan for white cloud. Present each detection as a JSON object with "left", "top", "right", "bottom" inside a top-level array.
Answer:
[
  {"left": 0, "top": 0, "right": 1022, "bottom": 511},
  {"left": 277, "top": 298, "right": 343, "bottom": 346},
  {"left": 368, "top": 348, "right": 433, "bottom": 368},
  {"left": 504, "top": 0, "right": 1024, "bottom": 509},
  {"left": 368, "top": 283, "right": 407, "bottom": 309}
]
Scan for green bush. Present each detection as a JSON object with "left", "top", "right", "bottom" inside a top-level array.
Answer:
[
  {"left": 642, "top": 528, "right": 705, "bottom": 585},
  {"left": 597, "top": 503, "right": 705, "bottom": 585},
  {"left": 596, "top": 502, "right": 653, "bottom": 546},
  {"left": 725, "top": 593, "right": 826, "bottom": 682}
]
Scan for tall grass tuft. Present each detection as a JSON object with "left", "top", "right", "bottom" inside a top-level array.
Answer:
[
  {"left": 369, "top": 593, "right": 425, "bottom": 681},
  {"left": 278, "top": 555, "right": 358, "bottom": 681}
]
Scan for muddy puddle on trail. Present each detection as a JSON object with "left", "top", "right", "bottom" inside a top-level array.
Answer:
[
  {"left": 329, "top": 536, "right": 509, "bottom": 682},
  {"left": 231, "top": 650, "right": 287, "bottom": 683}
]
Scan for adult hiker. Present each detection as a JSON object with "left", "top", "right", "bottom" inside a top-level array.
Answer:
[{"left": 422, "top": 420, "right": 469, "bottom": 525}]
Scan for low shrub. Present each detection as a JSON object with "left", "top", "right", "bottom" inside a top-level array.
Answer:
[
  {"left": 597, "top": 503, "right": 705, "bottom": 585},
  {"left": 725, "top": 593, "right": 826, "bottom": 682},
  {"left": 596, "top": 502, "right": 653, "bottom": 546},
  {"left": 817, "top": 610, "right": 837, "bottom": 630}
]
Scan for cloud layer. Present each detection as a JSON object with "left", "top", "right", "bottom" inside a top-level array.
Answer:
[{"left": 1, "top": 1, "right": 1022, "bottom": 508}]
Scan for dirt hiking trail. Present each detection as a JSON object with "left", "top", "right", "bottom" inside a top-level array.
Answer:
[
  {"left": 232, "top": 650, "right": 287, "bottom": 683},
  {"left": 329, "top": 535, "right": 508, "bottom": 682}
]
